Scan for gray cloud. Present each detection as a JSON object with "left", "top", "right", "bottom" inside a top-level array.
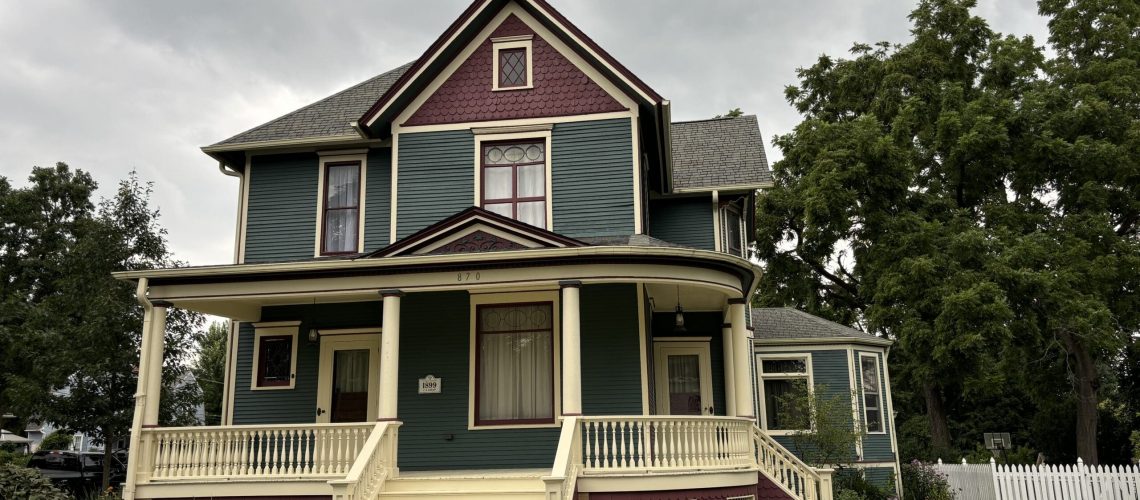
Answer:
[{"left": 0, "top": 0, "right": 1049, "bottom": 267}]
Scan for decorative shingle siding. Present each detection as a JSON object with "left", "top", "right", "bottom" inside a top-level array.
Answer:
[
  {"left": 232, "top": 302, "right": 383, "bottom": 424},
  {"left": 551, "top": 119, "right": 635, "bottom": 237},
  {"left": 652, "top": 312, "right": 727, "bottom": 416},
  {"left": 364, "top": 148, "right": 393, "bottom": 251},
  {"left": 648, "top": 196, "right": 715, "bottom": 250},
  {"left": 395, "top": 130, "right": 475, "bottom": 239},
  {"left": 404, "top": 14, "right": 625, "bottom": 127},
  {"left": 397, "top": 291, "right": 559, "bottom": 470},
  {"left": 244, "top": 153, "right": 319, "bottom": 263},
  {"left": 581, "top": 284, "right": 643, "bottom": 415},
  {"left": 856, "top": 350, "right": 894, "bottom": 461}
]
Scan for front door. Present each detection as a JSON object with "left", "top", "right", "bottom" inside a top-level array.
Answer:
[
  {"left": 316, "top": 334, "right": 380, "bottom": 423},
  {"left": 653, "top": 342, "right": 714, "bottom": 415}
]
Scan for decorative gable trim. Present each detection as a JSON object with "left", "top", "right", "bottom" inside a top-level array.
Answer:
[
  {"left": 365, "top": 206, "right": 585, "bottom": 258},
  {"left": 359, "top": 0, "right": 661, "bottom": 137}
]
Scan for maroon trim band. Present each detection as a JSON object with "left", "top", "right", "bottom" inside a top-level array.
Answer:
[
  {"left": 562, "top": 412, "right": 582, "bottom": 416},
  {"left": 150, "top": 300, "right": 174, "bottom": 308},
  {"left": 727, "top": 298, "right": 747, "bottom": 305},
  {"left": 141, "top": 424, "right": 159, "bottom": 428},
  {"left": 558, "top": 280, "right": 582, "bottom": 288},
  {"left": 379, "top": 289, "right": 405, "bottom": 297}
]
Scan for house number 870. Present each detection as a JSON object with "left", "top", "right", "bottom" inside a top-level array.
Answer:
[{"left": 457, "top": 272, "right": 481, "bottom": 282}]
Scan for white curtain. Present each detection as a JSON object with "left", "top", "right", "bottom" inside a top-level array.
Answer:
[
  {"left": 478, "top": 304, "right": 553, "bottom": 421},
  {"left": 324, "top": 164, "right": 359, "bottom": 253},
  {"left": 334, "top": 349, "right": 369, "bottom": 393},
  {"left": 326, "top": 165, "right": 359, "bottom": 208}
]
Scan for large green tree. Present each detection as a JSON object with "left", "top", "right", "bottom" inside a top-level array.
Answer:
[
  {"left": 194, "top": 322, "right": 229, "bottom": 426},
  {"left": 756, "top": 0, "right": 1138, "bottom": 463}
]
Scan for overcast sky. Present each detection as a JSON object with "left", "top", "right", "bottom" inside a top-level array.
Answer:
[{"left": 0, "top": 0, "right": 1051, "bottom": 267}]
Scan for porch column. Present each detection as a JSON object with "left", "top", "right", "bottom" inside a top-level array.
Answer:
[
  {"left": 142, "top": 300, "right": 171, "bottom": 426},
  {"left": 721, "top": 323, "right": 737, "bottom": 416},
  {"left": 123, "top": 300, "right": 156, "bottom": 499},
  {"left": 378, "top": 290, "right": 404, "bottom": 421},
  {"left": 728, "top": 298, "right": 755, "bottom": 419},
  {"left": 560, "top": 281, "right": 582, "bottom": 416}
]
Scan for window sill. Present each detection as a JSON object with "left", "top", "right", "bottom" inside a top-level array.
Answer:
[
  {"left": 468, "top": 420, "right": 559, "bottom": 431},
  {"left": 249, "top": 383, "right": 295, "bottom": 391},
  {"left": 491, "top": 84, "right": 534, "bottom": 92}
]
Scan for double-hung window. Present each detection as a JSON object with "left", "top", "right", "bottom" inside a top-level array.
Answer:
[
  {"left": 476, "top": 302, "right": 554, "bottom": 425},
  {"left": 321, "top": 162, "right": 361, "bottom": 255},
  {"left": 860, "top": 354, "right": 885, "bottom": 433},
  {"left": 758, "top": 355, "right": 811, "bottom": 431},
  {"left": 721, "top": 204, "right": 745, "bottom": 257},
  {"left": 481, "top": 141, "right": 547, "bottom": 229}
]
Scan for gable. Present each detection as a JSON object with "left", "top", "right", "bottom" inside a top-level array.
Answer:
[
  {"left": 367, "top": 206, "right": 585, "bottom": 258},
  {"left": 404, "top": 13, "right": 626, "bottom": 127}
]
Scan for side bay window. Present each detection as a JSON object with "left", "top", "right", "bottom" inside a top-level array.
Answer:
[
  {"left": 481, "top": 139, "right": 549, "bottom": 229},
  {"left": 860, "top": 354, "right": 885, "bottom": 433},
  {"left": 757, "top": 354, "right": 812, "bottom": 433}
]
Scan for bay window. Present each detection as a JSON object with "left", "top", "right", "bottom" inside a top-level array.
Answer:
[
  {"left": 476, "top": 302, "right": 554, "bottom": 425},
  {"left": 758, "top": 355, "right": 811, "bottom": 432},
  {"left": 860, "top": 354, "right": 884, "bottom": 433},
  {"left": 481, "top": 140, "right": 547, "bottom": 228}
]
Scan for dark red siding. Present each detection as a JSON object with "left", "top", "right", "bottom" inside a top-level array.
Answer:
[
  {"left": 586, "top": 473, "right": 797, "bottom": 500},
  {"left": 403, "top": 14, "right": 626, "bottom": 126}
]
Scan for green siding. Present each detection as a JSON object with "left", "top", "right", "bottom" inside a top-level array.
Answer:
[
  {"left": 396, "top": 131, "right": 474, "bottom": 239},
  {"left": 244, "top": 153, "right": 319, "bottom": 263},
  {"left": 364, "top": 148, "right": 392, "bottom": 251},
  {"left": 767, "top": 349, "right": 857, "bottom": 461},
  {"left": 863, "top": 467, "right": 896, "bottom": 489},
  {"left": 652, "top": 311, "right": 728, "bottom": 416},
  {"left": 550, "top": 119, "right": 634, "bottom": 237},
  {"left": 580, "top": 284, "right": 643, "bottom": 415},
  {"left": 855, "top": 350, "right": 894, "bottom": 461},
  {"left": 232, "top": 302, "right": 382, "bottom": 424},
  {"left": 648, "top": 196, "right": 715, "bottom": 250},
  {"left": 397, "top": 291, "right": 559, "bottom": 470}
]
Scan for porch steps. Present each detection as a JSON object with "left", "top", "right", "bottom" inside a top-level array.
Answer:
[{"left": 379, "top": 469, "right": 547, "bottom": 500}]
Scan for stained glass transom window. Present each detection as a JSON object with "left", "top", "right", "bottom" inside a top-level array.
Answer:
[
  {"left": 257, "top": 335, "right": 293, "bottom": 387},
  {"left": 499, "top": 48, "right": 527, "bottom": 88}
]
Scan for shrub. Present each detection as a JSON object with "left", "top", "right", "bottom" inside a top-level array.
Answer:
[
  {"left": 835, "top": 472, "right": 890, "bottom": 500},
  {"left": 39, "top": 431, "right": 74, "bottom": 451},
  {"left": 0, "top": 463, "right": 70, "bottom": 500},
  {"left": 0, "top": 449, "right": 31, "bottom": 467},
  {"left": 837, "top": 489, "right": 866, "bottom": 500},
  {"left": 900, "top": 460, "right": 953, "bottom": 500}
]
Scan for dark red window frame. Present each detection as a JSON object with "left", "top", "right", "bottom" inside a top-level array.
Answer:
[
  {"left": 480, "top": 140, "right": 546, "bottom": 228},
  {"left": 256, "top": 334, "right": 293, "bottom": 387},
  {"left": 321, "top": 161, "right": 361, "bottom": 256},
  {"left": 498, "top": 47, "right": 528, "bottom": 88},
  {"left": 474, "top": 301, "right": 556, "bottom": 426}
]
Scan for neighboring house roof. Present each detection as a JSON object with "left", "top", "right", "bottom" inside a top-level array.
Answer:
[
  {"left": 670, "top": 115, "right": 771, "bottom": 191},
  {"left": 752, "top": 307, "right": 891, "bottom": 346},
  {"left": 208, "top": 63, "right": 413, "bottom": 148}
]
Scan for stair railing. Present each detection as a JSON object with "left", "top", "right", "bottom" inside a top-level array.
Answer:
[
  {"left": 328, "top": 421, "right": 401, "bottom": 500},
  {"left": 753, "top": 425, "right": 834, "bottom": 500},
  {"left": 542, "top": 416, "right": 581, "bottom": 500}
]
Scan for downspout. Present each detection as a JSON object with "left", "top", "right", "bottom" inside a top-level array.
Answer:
[
  {"left": 218, "top": 161, "right": 245, "bottom": 264},
  {"left": 123, "top": 278, "right": 152, "bottom": 500}
]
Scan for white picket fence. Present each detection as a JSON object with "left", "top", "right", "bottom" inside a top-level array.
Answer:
[{"left": 935, "top": 458, "right": 1140, "bottom": 500}]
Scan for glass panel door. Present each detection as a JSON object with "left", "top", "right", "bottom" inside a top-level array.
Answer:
[
  {"left": 653, "top": 343, "right": 714, "bottom": 415},
  {"left": 666, "top": 354, "right": 703, "bottom": 415},
  {"left": 331, "top": 349, "right": 369, "bottom": 423}
]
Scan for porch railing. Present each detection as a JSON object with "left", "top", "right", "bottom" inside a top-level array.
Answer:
[
  {"left": 329, "top": 422, "right": 401, "bottom": 500},
  {"left": 579, "top": 415, "right": 755, "bottom": 472},
  {"left": 753, "top": 425, "right": 834, "bottom": 500},
  {"left": 137, "top": 422, "right": 373, "bottom": 481}
]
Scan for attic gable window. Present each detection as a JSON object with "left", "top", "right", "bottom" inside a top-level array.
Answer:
[{"left": 492, "top": 35, "right": 533, "bottom": 91}]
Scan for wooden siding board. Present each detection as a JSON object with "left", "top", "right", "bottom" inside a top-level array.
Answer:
[
  {"left": 231, "top": 303, "right": 383, "bottom": 425},
  {"left": 244, "top": 153, "right": 319, "bottom": 263},
  {"left": 855, "top": 350, "right": 894, "bottom": 461},
  {"left": 580, "top": 284, "right": 642, "bottom": 415},
  {"left": 397, "top": 291, "right": 558, "bottom": 470},
  {"left": 648, "top": 196, "right": 715, "bottom": 250},
  {"left": 551, "top": 119, "right": 634, "bottom": 238},
  {"left": 863, "top": 466, "right": 896, "bottom": 489},
  {"left": 396, "top": 131, "right": 475, "bottom": 239},
  {"left": 364, "top": 148, "right": 392, "bottom": 251}
]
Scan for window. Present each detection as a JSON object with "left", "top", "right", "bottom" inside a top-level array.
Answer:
[
  {"left": 481, "top": 140, "right": 547, "bottom": 228},
  {"left": 721, "top": 205, "right": 744, "bottom": 257},
  {"left": 757, "top": 355, "right": 812, "bottom": 432},
  {"left": 860, "top": 354, "right": 885, "bottom": 433},
  {"left": 251, "top": 323, "right": 299, "bottom": 390},
  {"left": 321, "top": 162, "right": 361, "bottom": 255},
  {"left": 492, "top": 36, "right": 533, "bottom": 90},
  {"left": 475, "top": 303, "right": 554, "bottom": 425}
]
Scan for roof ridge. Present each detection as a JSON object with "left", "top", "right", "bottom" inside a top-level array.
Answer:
[
  {"left": 671, "top": 114, "right": 756, "bottom": 125},
  {"left": 210, "top": 61, "right": 415, "bottom": 147}
]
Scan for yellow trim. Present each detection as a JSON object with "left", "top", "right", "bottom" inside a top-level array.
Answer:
[
  {"left": 467, "top": 290, "right": 562, "bottom": 430},
  {"left": 390, "top": 133, "right": 399, "bottom": 244},
  {"left": 711, "top": 190, "right": 721, "bottom": 252},
  {"left": 636, "top": 283, "right": 649, "bottom": 415},
  {"left": 249, "top": 325, "right": 300, "bottom": 391},
  {"left": 202, "top": 134, "right": 387, "bottom": 154},
  {"left": 857, "top": 352, "right": 887, "bottom": 435},
  {"left": 673, "top": 182, "right": 773, "bottom": 194},
  {"left": 848, "top": 347, "right": 863, "bottom": 458},
  {"left": 491, "top": 38, "right": 534, "bottom": 91},
  {"left": 238, "top": 156, "right": 251, "bottom": 264},
  {"left": 631, "top": 115, "right": 643, "bottom": 234},
  {"left": 314, "top": 153, "right": 368, "bottom": 257},
  {"left": 222, "top": 320, "right": 239, "bottom": 425},
  {"left": 754, "top": 352, "right": 814, "bottom": 436},
  {"left": 397, "top": 111, "right": 634, "bottom": 134},
  {"left": 653, "top": 341, "right": 714, "bottom": 415},
  {"left": 316, "top": 333, "right": 381, "bottom": 423},
  {"left": 473, "top": 130, "right": 554, "bottom": 230}
]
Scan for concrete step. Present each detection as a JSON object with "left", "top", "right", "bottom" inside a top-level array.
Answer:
[{"left": 379, "top": 469, "right": 547, "bottom": 500}]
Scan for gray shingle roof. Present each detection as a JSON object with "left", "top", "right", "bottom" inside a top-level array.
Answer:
[
  {"left": 578, "top": 234, "right": 690, "bottom": 248},
  {"left": 210, "top": 63, "right": 413, "bottom": 148},
  {"left": 752, "top": 307, "right": 889, "bottom": 345},
  {"left": 670, "top": 115, "right": 771, "bottom": 191}
]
